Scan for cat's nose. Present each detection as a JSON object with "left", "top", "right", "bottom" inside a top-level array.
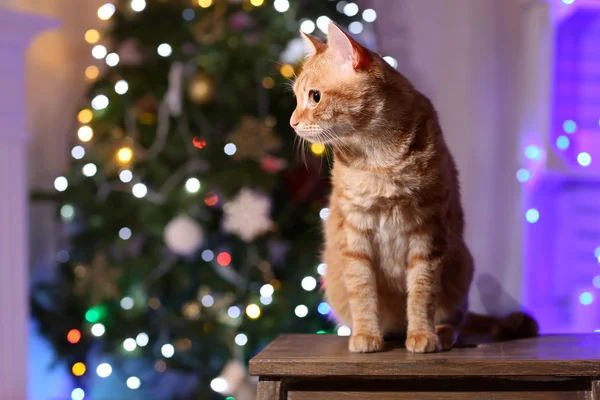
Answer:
[{"left": 290, "top": 117, "right": 299, "bottom": 128}]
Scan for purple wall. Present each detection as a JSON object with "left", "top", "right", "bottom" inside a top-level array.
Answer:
[{"left": 524, "top": 7, "right": 600, "bottom": 333}]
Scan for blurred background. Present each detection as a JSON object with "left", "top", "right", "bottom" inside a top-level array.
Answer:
[{"left": 0, "top": 0, "right": 597, "bottom": 399}]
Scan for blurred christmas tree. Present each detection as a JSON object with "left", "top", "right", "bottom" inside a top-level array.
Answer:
[{"left": 31, "top": 0, "right": 382, "bottom": 399}]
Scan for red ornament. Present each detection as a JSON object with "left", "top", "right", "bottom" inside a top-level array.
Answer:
[
  {"left": 204, "top": 192, "right": 219, "bottom": 206},
  {"left": 320, "top": 276, "right": 326, "bottom": 291},
  {"left": 192, "top": 137, "right": 207, "bottom": 149},
  {"left": 260, "top": 156, "right": 287, "bottom": 173}
]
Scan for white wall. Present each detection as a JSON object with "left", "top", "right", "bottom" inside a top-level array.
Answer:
[{"left": 368, "top": 0, "right": 551, "bottom": 315}]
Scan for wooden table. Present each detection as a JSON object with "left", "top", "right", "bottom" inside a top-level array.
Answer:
[{"left": 249, "top": 334, "right": 600, "bottom": 399}]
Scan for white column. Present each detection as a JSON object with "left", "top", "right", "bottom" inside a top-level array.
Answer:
[{"left": 0, "top": 9, "right": 58, "bottom": 400}]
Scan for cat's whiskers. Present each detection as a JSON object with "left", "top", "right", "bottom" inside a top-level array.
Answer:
[
  {"left": 322, "top": 127, "right": 351, "bottom": 162},
  {"left": 299, "top": 136, "right": 309, "bottom": 169},
  {"left": 293, "top": 134, "right": 309, "bottom": 170},
  {"left": 316, "top": 129, "right": 335, "bottom": 170},
  {"left": 283, "top": 78, "right": 296, "bottom": 94}
]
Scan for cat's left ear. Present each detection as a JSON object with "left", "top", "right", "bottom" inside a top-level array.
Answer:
[
  {"left": 327, "top": 22, "right": 371, "bottom": 71},
  {"left": 300, "top": 31, "right": 327, "bottom": 58}
]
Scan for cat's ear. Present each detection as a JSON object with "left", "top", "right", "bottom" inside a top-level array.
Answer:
[
  {"left": 300, "top": 31, "right": 326, "bottom": 58},
  {"left": 327, "top": 22, "right": 371, "bottom": 70}
]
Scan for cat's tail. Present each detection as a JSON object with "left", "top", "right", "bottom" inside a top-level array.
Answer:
[{"left": 460, "top": 311, "right": 539, "bottom": 340}]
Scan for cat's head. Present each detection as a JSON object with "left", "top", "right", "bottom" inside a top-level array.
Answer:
[{"left": 290, "top": 22, "right": 390, "bottom": 145}]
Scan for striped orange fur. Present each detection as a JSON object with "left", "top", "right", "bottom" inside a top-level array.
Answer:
[{"left": 290, "top": 23, "right": 537, "bottom": 353}]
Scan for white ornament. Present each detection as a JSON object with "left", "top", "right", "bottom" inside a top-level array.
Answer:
[
  {"left": 280, "top": 38, "right": 305, "bottom": 65},
  {"left": 164, "top": 215, "right": 204, "bottom": 256},
  {"left": 223, "top": 188, "right": 272, "bottom": 242}
]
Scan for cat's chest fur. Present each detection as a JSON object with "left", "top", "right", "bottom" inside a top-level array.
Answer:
[{"left": 337, "top": 166, "right": 413, "bottom": 286}]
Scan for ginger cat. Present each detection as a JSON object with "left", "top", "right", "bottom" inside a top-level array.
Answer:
[{"left": 290, "top": 23, "right": 537, "bottom": 353}]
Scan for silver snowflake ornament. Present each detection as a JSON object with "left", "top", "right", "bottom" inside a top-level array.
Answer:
[{"left": 222, "top": 188, "right": 272, "bottom": 242}]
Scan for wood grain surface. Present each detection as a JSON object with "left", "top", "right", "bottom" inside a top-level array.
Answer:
[
  {"left": 287, "top": 391, "right": 587, "bottom": 400},
  {"left": 249, "top": 334, "right": 600, "bottom": 377},
  {"left": 592, "top": 380, "right": 600, "bottom": 400},
  {"left": 256, "top": 378, "right": 282, "bottom": 400}
]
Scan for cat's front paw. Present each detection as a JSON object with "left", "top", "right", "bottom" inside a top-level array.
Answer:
[
  {"left": 349, "top": 334, "right": 384, "bottom": 353},
  {"left": 405, "top": 330, "right": 441, "bottom": 353}
]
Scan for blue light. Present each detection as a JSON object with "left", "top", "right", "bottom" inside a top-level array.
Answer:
[
  {"left": 71, "top": 388, "right": 85, "bottom": 400},
  {"left": 201, "top": 250, "right": 214, "bottom": 262},
  {"left": 577, "top": 152, "right": 592, "bottom": 167},
  {"left": 556, "top": 135, "right": 569, "bottom": 150},
  {"left": 525, "top": 145, "right": 542, "bottom": 160},
  {"left": 595, "top": 247, "right": 600, "bottom": 258},
  {"left": 182, "top": 8, "right": 195, "bottom": 21},
  {"left": 317, "top": 302, "right": 331, "bottom": 315},
  {"left": 563, "top": 120, "right": 577, "bottom": 133},
  {"left": 580, "top": 292, "right": 593, "bottom": 306},
  {"left": 525, "top": 208, "right": 539, "bottom": 223},
  {"left": 593, "top": 276, "right": 600, "bottom": 289},
  {"left": 516, "top": 168, "right": 530, "bottom": 182},
  {"left": 562, "top": 0, "right": 575, "bottom": 4}
]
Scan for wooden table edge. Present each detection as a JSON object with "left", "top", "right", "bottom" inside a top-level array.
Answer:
[{"left": 249, "top": 359, "right": 600, "bottom": 377}]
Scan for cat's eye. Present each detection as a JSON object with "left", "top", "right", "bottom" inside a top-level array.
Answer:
[{"left": 310, "top": 90, "right": 321, "bottom": 104}]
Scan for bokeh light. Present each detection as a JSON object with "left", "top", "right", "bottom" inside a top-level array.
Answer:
[
  {"left": 97, "top": 3, "right": 116, "bottom": 20},
  {"left": 72, "top": 362, "right": 86, "bottom": 376},
  {"left": 295, "top": 305, "right": 308, "bottom": 318},
  {"left": 577, "top": 152, "right": 592, "bottom": 167},
  {"left": 217, "top": 252, "right": 231, "bottom": 266},
  {"left": 525, "top": 208, "right": 539, "bottom": 224},
  {"left": 85, "top": 29, "right": 100, "bottom": 44},
  {"left": 246, "top": 304, "right": 261, "bottom": 319},
  {"left": 311, "top": 143, "right": 325, "bottom": 155},
  {"left": 67, "top": 329, "right": 81, "bottom": 344},
  {"left": 580, "top": 292, "right": 594, "bottom": 306}
]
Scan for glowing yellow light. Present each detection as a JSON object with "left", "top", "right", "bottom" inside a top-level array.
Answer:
[
  {"left": 311, "top": 143, "right": 326, "bottom": 155},
  {"left": 262, "top": 77, "right": 275, "bottom": 89},
  {"left": 72, "top": 362, "right": 86, "bottom": 376},
  {"left": 117, "top": 147, "right": 133, "bottom": 164},
  {"left": 85, "top": 66, "right": 100, "bottom": 81},
  {"left": 85, "top": 29, "right": 100, "bottom": 44},
  {"left": 198, "top": 0, "right": 213, "bottom": 7},
  {"left": 78, "top": 109, "right": 93, "bottom": 124},
  {"left": 246, "top": 304, "right": 261, "bottom": 319},
  {"left": 78, "top": 126, "right": 94, "bottom": 142},
  {"left": 280, "top": 64, "right": 295, "bottom": 79},
  {"left": 250, "top": 0, "right": 265, "bottom": 6}
]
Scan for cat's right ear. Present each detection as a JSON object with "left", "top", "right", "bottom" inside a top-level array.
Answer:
[
  {"left": 327, "top": 22, "right": 371, "bottom": 71},
  {"left": 300, "top": 31, "right": 326, "bottom": 58}
]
